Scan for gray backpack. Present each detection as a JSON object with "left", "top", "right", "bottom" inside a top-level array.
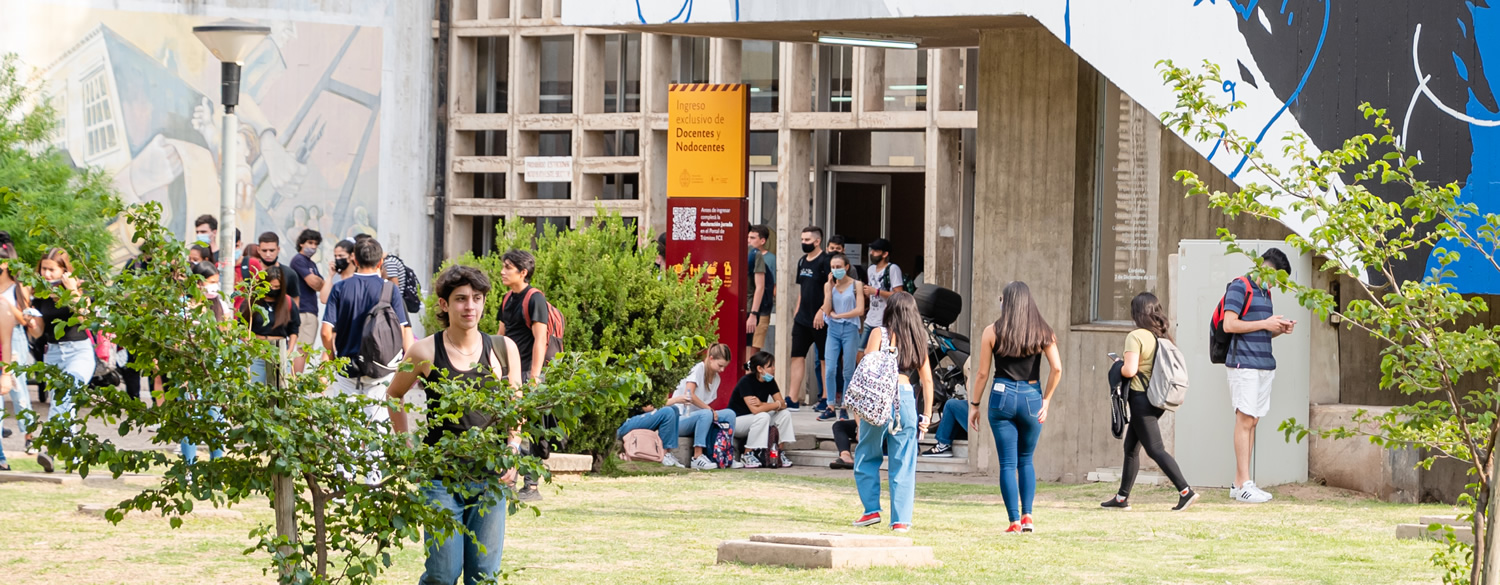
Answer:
[
  {"left": 1146, "top": 336, "right": 1190, "bottom": 411},
  {"left": 354, "top": 282, "right": 405, "bottom": 378}
]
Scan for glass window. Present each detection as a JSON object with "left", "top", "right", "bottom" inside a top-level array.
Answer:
[
  {"left": 475, "top": 37, "right": 509, "bottom": 114},
  {"left": 743, "top": 41, "right": 780, "bottom": 113},
  {"left": 883, "top": 49, "right": 927, "bottom": 112},
  {"left": 1091, "top": 81, "right": 1160, "bottom": 324},
  {"left": 601, "top": 173, "right": 639, "bottom": 200},
  {"left": 818, "top": 46, "right": 854, "bottom": 112},
  {"left": 539, "top": 35, "right": 574, "bottom": 114},
  {"left": 82, "top": 66, "right": 118, "bottom": 158},
  {"left": 472, "top": 216, "right": 502, "bottom": 256},
  {"left": 471, "top": 172, "right": 505, "bottom": 199},
  {"left": 603, "top": 130, "right": 639, "bottom": 157},
  {"left": 672, "top": 37, "right": 710, "bottom": 84},
  {"left": 963, "top": 48, "right": 978, "bottom": 112},
  {"left": 603, "top": 34, "right": 641, "bottom": 113},
  {"left": 471, "top": 130, "right": 505, "bottom": 157},
  {"left": 748, "top": 131, "right": 776, "bottom": 166},
  {"left": 829, "top": 131, "right": 924, "bottom": 166},
  {"left": 536, "top": 131, "right": 571, "bottom": 200}
]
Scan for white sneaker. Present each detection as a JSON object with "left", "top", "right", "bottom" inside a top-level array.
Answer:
[
  {"left": 1231, "top": 481, "right": 1273, "bottom": 504},
  {"left": 730, "top": 458, "right": 745, "bottom": 469},
  {"left": 691, "top": 455, "right": 716, "bottom": 470},
  {"left": 660, "top": 453, "right": 685, "bottom": 468},
  {"left": 780, "top": 454, "right": 793, "bottom": 468},
  {"left": 741, "top": 452, "right": 762, "bottom": 469}
]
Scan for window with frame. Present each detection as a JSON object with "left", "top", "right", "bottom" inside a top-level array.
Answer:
[
  {"left": 82, "top": 66, "right": 118, "bottom": 158},
  {"left": 603, "top": 34, "right": 641, "bottom": 113},
  {"left": 1090, "top": 81, "right": 1161, "bottom": 324},
  {"left": 539, "top": 35, "right": 574, "bottom": 114}
]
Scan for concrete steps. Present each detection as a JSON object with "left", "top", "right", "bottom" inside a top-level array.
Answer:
[{"left": 1397, "top": 515, "right": 1472, "bottom": 545}]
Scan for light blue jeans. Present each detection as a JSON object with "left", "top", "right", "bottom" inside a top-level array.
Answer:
[
  {"left": 823, "top": 319, "right": 860, "bottom": 406},
  {"left": 181, "top": 359, "right": 265, "bottom": 465},
  {"left": 44, "top": 339, "right": 94, "bottom": 422},
  {"left": 420, "top": 480, "right": 506, "bottom": 585},
  {"left": 617, "top": 407, "right": 680, "bottom": 449},
  {"left": 677, "top": 408, "right": 737, "bottom": 448},
  {"left": 7, "top": 325, "right": 31, "bottom": 428},
  {"left": 854, "top": 385, "right": 919, "bottom": 526}
]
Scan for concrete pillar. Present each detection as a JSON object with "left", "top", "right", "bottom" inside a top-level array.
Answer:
[
  {"left": 775, "top": 129, "right": 813, "bottom": 398},
  {"left": 711, "top": 38, "right": 742, "bottom": 84},
  {"left": 856, "top": 48, "right": 884, "bottom": 114},
  {"left": 641, "top": 33, "right": 672, "bottom": 236},
  {"left": 924, "top": 128, "right": 961, "bottom": 291},
  {"left": 969, "top": 28, "right": 1079, "bottom": 474}
]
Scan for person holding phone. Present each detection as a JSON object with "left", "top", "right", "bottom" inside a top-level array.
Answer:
[{"left": 1219, "top": 248, "right": 1297, "bottom": 504}]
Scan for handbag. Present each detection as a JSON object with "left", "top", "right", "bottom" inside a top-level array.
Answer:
[
  {"left": 87, "top": 331, "right": 122, "bottom": 388},
  {"left": 1108, "top": 360, "right": 1128, "bottom": 439},
  {"left": 844, "top": 327, "right": 901, "bottom": 427},
  {"left": 621, "top": 429, "right": 665, "bottom": 462}
]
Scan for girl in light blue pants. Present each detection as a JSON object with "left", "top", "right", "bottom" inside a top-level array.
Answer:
[{"left": 821, "top": 255, "right": 864, "bottom": 420}]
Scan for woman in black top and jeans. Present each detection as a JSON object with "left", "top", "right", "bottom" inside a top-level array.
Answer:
[
  {"left": 969, "top": 281, "right": 1063, "bottom": 534},
  {"left": 27, "top": 248, "right": 91, "bottom": 473}
]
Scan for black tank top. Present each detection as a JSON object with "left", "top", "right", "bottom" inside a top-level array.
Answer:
[
  {"left": 421, "top": 333, "right": 501, "bottom": 447},
  {"left": 992, "top": 326, "right": 1042, "bottom": 382}
]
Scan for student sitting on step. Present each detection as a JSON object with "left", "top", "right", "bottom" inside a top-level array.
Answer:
[
  {"left": 921, "top": 398, "right": 970, "bottom": 458},
  {"left": 727, "top": 351, "right": 797, "bottom": 468}
]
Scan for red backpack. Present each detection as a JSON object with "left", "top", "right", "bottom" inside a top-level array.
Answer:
[
  {"left": 1208, "top": 277, "right": 1254, "bottom": 365},
  {"left": 503, "top": 288, "right": 565, "bottom": 362}
]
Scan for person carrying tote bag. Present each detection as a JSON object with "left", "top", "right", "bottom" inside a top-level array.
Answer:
[{"left": 847, "top": 292, "right": 932, "bottom": 533}]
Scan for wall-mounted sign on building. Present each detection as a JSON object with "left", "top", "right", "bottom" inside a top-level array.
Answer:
[
  {"left": 666, "top": 84, "right": 747, "bottom": 199},
  {"left": 523, "top": 156, "right": 573, "bottom": 182}
]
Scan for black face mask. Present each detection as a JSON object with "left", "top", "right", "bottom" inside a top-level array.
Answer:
[
  {"left": 871, "top": 252, "right": 886, "bottom": 264},
  {"left": 334, "top": 258, "right": 350, "bottom": 273},
  {"left": 801, "top": 243, "right": 816, "bottom": 254}
]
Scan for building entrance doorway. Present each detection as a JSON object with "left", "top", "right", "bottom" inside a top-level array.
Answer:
[{"left": 829, "top": 171, "right": 925, "bottom": 279}]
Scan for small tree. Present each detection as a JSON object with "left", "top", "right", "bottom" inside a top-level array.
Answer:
[
  {"left": 21, "top": 198, "right": 702, "bottom": 584},
  {"left": 1160, "top": 60, "right": 1500, "bottom": 585},
  {"left": 0, "top": 53, "right": 120, "bottom": 270},
  {"left": 425, "top": 210, "right": 720, "bottom": 469}
]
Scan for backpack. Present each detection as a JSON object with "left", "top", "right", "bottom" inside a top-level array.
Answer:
[
  {"left": 708, "top": 421, "right": 736, "bottom": 469},
  {"left": 386, "top": 255, "right": 423, "bottom": 314},
  {"left": 621, "top": 429, "right": 665, "bottom": 463},
  {"left": 504, "top": 288, "right": 565, "bottom": 363},
  {"left": 353, "top": 281, "right": 405, "bottom": 378},
  {"left": 1208, "top": 276, "right": 1254, "bottom": 364},
  {"left": 1146, "top": 336, "right": 1191, "bottom": 411},
  {"left": 765, "top": 426, "right": 783, "bottom": 469},
  {"left": 844, "top": 328, "right": 901, "bottom": 427}
]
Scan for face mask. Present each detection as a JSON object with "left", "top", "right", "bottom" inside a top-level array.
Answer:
[
  {"left": 871, "top": 252, "right": 885, "bottom": 264},
  {"left": 801, "top": 243, "right": 816, "bottom": 254},
  {"left": 202, "top": 285, "right": 219, "bottom": 299},
  {"left": 301, "top": 246, "right": 316, "bottom": 258},
  {"left": 196, "top": 233, "right": 212, "bottom": 244},
  {"left": 760, "top": 373, "right": 774, "bottom": 383},
  {"left": 832, "top": 268, "right": 847, "bottom": 280},
  {"left": 334, "top": 258, "right": 350, "bottom": 273}
]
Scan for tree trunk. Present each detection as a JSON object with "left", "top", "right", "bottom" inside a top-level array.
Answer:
[
  {"left": 1485, "top": 461, "right": 1498, "bottom": 585},
  {"left": 269, "top": 342, "right": 297, "bottom": 576},
  {"left": 305, "top": 474, "right": 330, "bottom": 578}
]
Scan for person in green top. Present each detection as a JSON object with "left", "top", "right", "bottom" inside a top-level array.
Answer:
[{"left": 1101, "top": 292, "right": 1199, "bottom": 512}]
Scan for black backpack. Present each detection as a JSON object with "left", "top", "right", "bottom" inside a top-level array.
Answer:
[
  {"left": 354, "top": 282, "right": 405, "bottom": 378},
  {"left": 386, "top": 255, "right": 422, "bottom": 314},
  {"left": 1208, "top": 277, "right": 1254, "bottom": 365}
]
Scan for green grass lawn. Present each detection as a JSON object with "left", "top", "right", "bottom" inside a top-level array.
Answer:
[{"left": 0, "top": 465, "right": 1452, "bottom": 584}]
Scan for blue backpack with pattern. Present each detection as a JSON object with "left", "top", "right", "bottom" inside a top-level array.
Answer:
[{"left": 709, "top": 421, "right": 735, "bottom": 469}]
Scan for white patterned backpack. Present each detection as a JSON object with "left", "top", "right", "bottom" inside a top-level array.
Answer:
[{"left": 844, "top": 327, "right": 901, "bottom": 426}]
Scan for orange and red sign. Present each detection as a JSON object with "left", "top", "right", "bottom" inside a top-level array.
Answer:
[{"left": 667, "top": 84, "right": 747, "bottom": 199}]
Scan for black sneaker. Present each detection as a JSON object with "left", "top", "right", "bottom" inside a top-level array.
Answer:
[
  {"left": 36, "top": 452, "right": 54, "bottom": 474},
  {"left": 1, "top": 426, "right": 11, "bottom": 439},
  {"left": 1100, "top": 495, "right": 1130, "bottom": 510},
  {"left": 1173, "top": 489, "right": 1200, "bottom": 512},
  {"left": 920, "top": 443, "right": 954, "bottom": 458},
  {"left": 786, "top": 399, "right": 800, "bottom": 412}
]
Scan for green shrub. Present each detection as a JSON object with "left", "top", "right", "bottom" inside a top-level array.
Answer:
[{"left": 425, "top": 209, "right": 720, "bottom": 469}]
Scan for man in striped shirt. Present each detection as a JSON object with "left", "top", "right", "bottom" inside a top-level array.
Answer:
[{"left": 1218, "top": 248, "right": 1296, "bottom": 504}]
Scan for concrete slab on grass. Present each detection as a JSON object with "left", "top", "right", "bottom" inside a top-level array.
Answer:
[
  {"left": 1397, "top": 523, "right": 1473, "bottom": 545},
  {"left": 77, "top": 503, "right": 244, "bottom": 520},
  {"left": 544, "top": 454, "right": 591, "bottom": 474},
  {"left": 0, "top": 472, "right": 81, "bottom": 485},
  {"left": 719, "top": 533, "right": 937, "bottom": 569}
]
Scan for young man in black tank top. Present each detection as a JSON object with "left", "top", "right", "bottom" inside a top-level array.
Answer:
[{"left": 387, "top": 266, "right": 523, "bottom": 583}]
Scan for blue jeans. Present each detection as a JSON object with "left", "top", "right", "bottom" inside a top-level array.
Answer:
[
  {"left": 44, "top": 339, "right": 94, "bottom": 422},
  {"left": 823, "top": 320, "right": 860, "bottom": 406},
  {"left": 180, "top": 406, "right": 225, "bottom": 465},
  {"left": 419, "top": 480, "right": 506, "bottom": 585},
  {"left": 617, "top": 407, "right": 680, "bottom": 449},
  {"left": 8, "top": 325, "right": 31, "bottom": 427},
  {"left": 677, "top": 408, "right": 736, "bottom": 448},
  {"left": 854, "top": 385, "right": 919, "bottom": 526},
  {"left": 936, "top": 399, "right": 969, "bottom": 445},
  {"left": 988, "top": 378, "right": 1044, "bottom": 523}
]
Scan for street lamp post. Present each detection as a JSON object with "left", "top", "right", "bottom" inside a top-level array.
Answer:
[{"left": 193, "top": 20, "right": 270, "bottom": 300}]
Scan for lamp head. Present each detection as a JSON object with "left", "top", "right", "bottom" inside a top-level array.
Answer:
[{"left": 192, "top": 19, "right": 271, "bottom": 64}]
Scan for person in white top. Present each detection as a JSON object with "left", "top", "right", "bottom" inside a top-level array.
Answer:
[
  {"left": 860, "top": 238, "right": 905, "bottom": 357},
  {"left": 671, "top": 343, "right": 740, "bottom": 470}
]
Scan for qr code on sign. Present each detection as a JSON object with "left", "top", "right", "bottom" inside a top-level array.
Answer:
[{"left": 672, "top": 207, "right": 697, "bottom": 241}]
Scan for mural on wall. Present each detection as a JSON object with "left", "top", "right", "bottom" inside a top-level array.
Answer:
[
  {"left": 11, "top": 6, "right": 382, "bottom": 265},
  {"left": 577, "top": 0, "right": 1500, "bottom": 293}
]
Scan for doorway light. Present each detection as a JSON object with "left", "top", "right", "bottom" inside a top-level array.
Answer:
[
  {"left": 816, "top": 31, "right": 920, "bottom": 50},
  {"left": 888, "top": 85, "right": 928, "bottom": 91}
]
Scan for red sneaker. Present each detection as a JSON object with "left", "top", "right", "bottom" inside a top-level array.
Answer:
[
  {"left": 1020, "top": 514, "right": 1035, "bottom": 533},
  {"left": 891, "top": 523, "right": 911, "bottom": 533},
  {"left": 853, "top": 512, "right": 881, "bottom": 527},
  {"left": 1005, "top": 522, "right": 1023, "bottom": 534}
]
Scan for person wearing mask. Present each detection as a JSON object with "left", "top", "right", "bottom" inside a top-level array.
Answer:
[
  {"left": 860, "top": 238, "right": 905, "bottom": 356},
  {"left": 672, "top": 343, "right": 740, "bottom": 471},
  {"left": 235, "top": 243, "right": 265, "bottom": 292},
  {"left": 819, "top": 255, "right": 864, "bottom": 421},
  {"left": 27, "top": 248, "right": 90, "bottom": 473},
  {"left": 387, "top": 265, "right": 523, "bottom": 585},
  {"left": 323, "top": 239, "right": 357, "bottom": 305},
  {"left": 0, "top": 243, "right": 31, "bottom": 455},
  {"left": 188, "top": 245, "right": 212, "bottom": 265},
  {"left": 787, "top": 227, "right": 832, "bottom": 411},
  {"left": 727, "top": 351, "right": 796, "bottom": 468},
  {"left": 289, "top": 229, "right": 325, "bottom": 373},
  {"left": 1102, "top": 292, "right": 1199, "bottom": 512},
  {"left": 178, "top": 261, "right": 232, "bottom": 465},
  {"left": 194, "top": 214, "right": 219, "bottom": 262},
  {"left": 256, "top": 232, "right": 299, "bottom": 308},
  {"left": 1221, "top": 248, "right": 1296, "bottom": 504},
  {"left": 969, "top": 281, "right": 1063, "bottom": 534},
  {"left": 743, "top": 225, "right": 775, "bottom": 360},
  {"left": 826, "top": 236, "right": 863, "bottom": 283},
  {"left": 851, "top": 292, "right": 932, "bottom": 533}
]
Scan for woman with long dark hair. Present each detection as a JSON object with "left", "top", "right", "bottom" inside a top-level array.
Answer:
[
  {"left": 968, "top": 281, "right": 1062, "bottom": 533},
  {"left": 851, "top": 292, "right": 932, "bottom": 533},
  {"left": 1102, "top": 292, "right": 1198, "bottom": 511}
]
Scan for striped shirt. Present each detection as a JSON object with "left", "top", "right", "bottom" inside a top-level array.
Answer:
[{"left": 1221, "top": 277, "right": 1276, "bottom": 371}]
